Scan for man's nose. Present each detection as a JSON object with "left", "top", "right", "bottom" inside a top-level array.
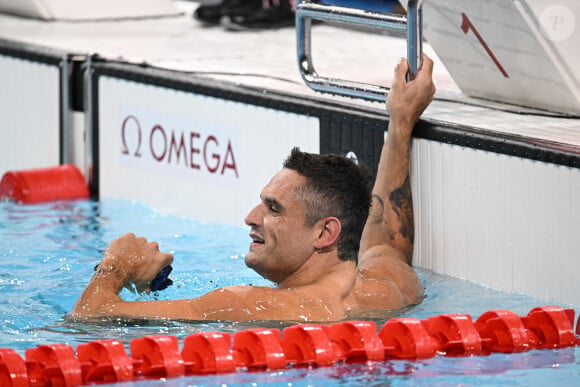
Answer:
[{"left": 244, "top": 204, "right": 261, "bottom": 227}]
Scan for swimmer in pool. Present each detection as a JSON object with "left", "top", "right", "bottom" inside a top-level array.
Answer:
[{"left": 71, "top": 55, "right": 436, "bottom": 322}]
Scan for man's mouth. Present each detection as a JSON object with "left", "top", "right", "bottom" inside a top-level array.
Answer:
[{"left": 249, "top": 233, "right": 265, "bottom": 246}]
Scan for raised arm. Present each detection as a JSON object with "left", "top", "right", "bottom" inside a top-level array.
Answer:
[{"left": 359, "top": 55, "right": 435, "bottom": 265}]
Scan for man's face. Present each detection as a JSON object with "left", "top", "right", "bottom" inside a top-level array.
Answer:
[{"left": 244, "top": 169, "right": 319, "bottom": 284}]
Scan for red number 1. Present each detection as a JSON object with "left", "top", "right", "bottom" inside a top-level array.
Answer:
[{"left": 461, "top": 13, "right": 509, "bottom": 78}]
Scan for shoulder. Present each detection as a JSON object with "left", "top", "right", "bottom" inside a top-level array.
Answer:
[
  {"left": 356, "top": 244, "right": 424, "bottom": 307},
  {"left": 358, "top": 244, "right": 409, "bottom": 280}
]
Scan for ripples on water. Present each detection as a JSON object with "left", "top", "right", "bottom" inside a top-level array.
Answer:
[{"left": 1, "top": 198, "right": 578, "bottom": 386}]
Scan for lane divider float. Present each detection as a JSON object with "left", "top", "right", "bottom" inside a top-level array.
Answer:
[{"left": 1, "top": 306, "right": 578, "bottom": 386}]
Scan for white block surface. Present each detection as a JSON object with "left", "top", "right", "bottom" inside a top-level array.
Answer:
[
  {"left": 412, "top": 138, "right": 580, "bottom": 306},
  {"left": 0, "top": 0, "right": 179, "bottom": 20},
  {"left": 0, "top": 55, "right": 60, "bottom": 176}
]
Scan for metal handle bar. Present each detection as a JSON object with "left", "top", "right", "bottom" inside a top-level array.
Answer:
[{"left": 296, "top": 0, "right": 423, "bottom": 102}]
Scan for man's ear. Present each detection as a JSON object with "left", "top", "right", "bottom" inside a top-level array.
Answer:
[{"left": 313, "top": 217, "right": 341, "bottom": 250}]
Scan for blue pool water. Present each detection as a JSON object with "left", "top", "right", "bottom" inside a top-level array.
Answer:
[{"left": 1, "top": 198, "right": 579, "bottom": 386}]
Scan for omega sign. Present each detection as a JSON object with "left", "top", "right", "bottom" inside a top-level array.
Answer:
[{"left": 120, "top": 115, "right": 239, "bottom": 178}]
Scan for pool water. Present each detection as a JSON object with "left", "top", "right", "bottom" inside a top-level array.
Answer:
[{"left": 1, "top": 198, "right": 579, "bottom": 386}]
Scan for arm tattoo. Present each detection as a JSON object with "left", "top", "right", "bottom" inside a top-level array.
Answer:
[
  {"left": 370, "top": 194, "right": 397, "bottom": 240},
  {"left": 94, "top": 264, "right": 126, "bottom": 282},
  {"left": 389, "top": 175, "right": 414, "bottom": 243},
  {"left": 369, "top": 194, "right": 385, "bottom": 225}
]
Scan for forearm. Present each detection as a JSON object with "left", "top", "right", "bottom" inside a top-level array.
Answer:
[
  {"left": 378, "top": 120, "right": 413, "bottom": 194},
  {"left": 70, "top": 262, "right": 127, "bottom": 317},
  {"left": 359, "top": 56, "right": 434, "bottom": 266},
  {"left": 70, "top": 264, "right": 195, "bottom": 320},
  {"left": 364, "top": 120, "right": 415, "bottom": 263}
]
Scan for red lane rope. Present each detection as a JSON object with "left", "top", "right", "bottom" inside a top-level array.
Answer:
[{"left": 1, "top": 306, "right": 578, "bottom": 386}]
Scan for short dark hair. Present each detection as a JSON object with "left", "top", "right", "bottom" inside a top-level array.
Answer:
[{"left": 283, "top": 147, "right": 372, "bottom": 263}]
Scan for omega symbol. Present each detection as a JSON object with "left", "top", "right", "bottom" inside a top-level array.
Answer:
[{"left": 121, "top": 115, "right": 143, "bottom": 157}]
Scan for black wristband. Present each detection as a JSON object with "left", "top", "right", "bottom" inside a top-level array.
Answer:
[{"left": 151, "top": 265, "right": 173, "bottom": 291}]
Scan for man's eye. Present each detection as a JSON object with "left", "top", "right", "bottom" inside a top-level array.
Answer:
[{"left": 264, "top": 198, "right": 280, "bottom": 214}]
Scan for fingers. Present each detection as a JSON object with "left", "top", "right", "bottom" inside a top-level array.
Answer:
[
  {"left": 392, "top": 57, "right": 409, "bottom": 89},
  {"left": 393, "top": 54, "right": 433, "bottom": 84},
  {"left": 390, "top": 54, "right": 433, "bottom": 94},
  {"left": 404, "top": 54, "right": 436, "bottom": 99},
  {"left": 386, "top": 57, "right": 408, "bottom": 109},
  {"left": 417, "top": 55, "right": 436, "bottom": 103},
  {"left": 118, "top": 233, "right": 160, "bottom": 250},
  {"left": 417, "top": 54, "right": 434, "bottom": 80},
  {"left": 107, "top": 233, "right": 172, "bottom": 265},
  {"left": 163, "top": 252, "right": 175, "bottom": 266},
  {"left": 386, "top": 54, "right": 436, "bottom": 127}
]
